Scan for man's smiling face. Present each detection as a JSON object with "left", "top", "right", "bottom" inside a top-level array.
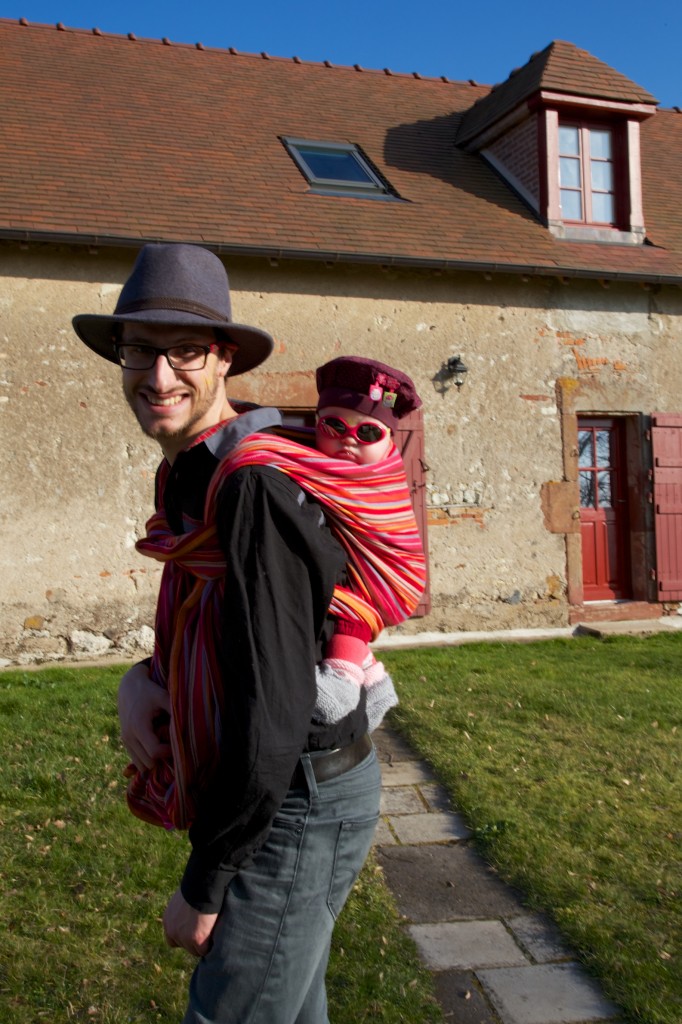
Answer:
[{"left": 119, "top": 322, "right": 233, "bottom": 461}]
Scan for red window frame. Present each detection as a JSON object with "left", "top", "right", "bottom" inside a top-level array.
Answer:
[{"left": 558, "top": 122, "right": 619, "bottom": 227}]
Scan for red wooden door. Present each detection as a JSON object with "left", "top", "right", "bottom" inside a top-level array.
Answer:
[
  {"left": 651, "top": 413, "right": 682, "bottom": 601},
  {"left": 579, "top": 417, "right": 631, "bottom": 600}
]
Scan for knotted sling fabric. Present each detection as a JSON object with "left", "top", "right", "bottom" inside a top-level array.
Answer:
[
  {"left": 219, "top": 434, "right": 426, "bottom": 634},
  {"left": 127, "top": 433, "right": 426, "bottom": 830},
  {"left": 128, "top": 462, "right": 226, "bottom": 829}
]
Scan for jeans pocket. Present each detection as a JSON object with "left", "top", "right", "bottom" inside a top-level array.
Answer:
[
  {"left": 271, "top": 814, "right": 305, "bottom": 837},
  {"left": 327, "top": 814, "right": 379, "bottom": 920}
]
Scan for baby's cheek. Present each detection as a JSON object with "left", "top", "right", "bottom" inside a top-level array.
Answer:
[
  {"left": 316, "top": 432, "right": 340, "bottom": 457},
  {"left": 359, "top": 437, "right": 393, "bottom": 464}
]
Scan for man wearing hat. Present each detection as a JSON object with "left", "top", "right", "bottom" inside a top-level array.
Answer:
[{"left": 73, "top": 243, "right": 381, "bottom": 1024}]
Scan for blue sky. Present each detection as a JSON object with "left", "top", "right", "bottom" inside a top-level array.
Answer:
[{"left": 3, "top": 0, "right": 681, "bottom": 107}]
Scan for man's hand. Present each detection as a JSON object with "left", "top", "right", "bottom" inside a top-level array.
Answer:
[
  {"left": 163, "top": 888, "right": 218, "bottom": 958},
  {"left": 117, "top": 663, "right": 171, "bottom": 769}
]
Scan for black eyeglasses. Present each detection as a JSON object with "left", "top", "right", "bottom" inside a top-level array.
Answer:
[
  {"left": 317, "top": 414, "right": 389, "bottom": 445},
  {"left": 114, "top": 342, "right": 220, "bottom": 371}
]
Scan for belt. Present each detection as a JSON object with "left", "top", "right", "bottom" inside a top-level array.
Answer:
[{"left": 291, "top": 732, "right": 372, "bottom": 789}]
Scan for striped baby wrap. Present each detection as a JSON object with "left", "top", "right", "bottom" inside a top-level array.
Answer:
[{"left": 126, "top": 432, "right": 426, "bottom": 830}]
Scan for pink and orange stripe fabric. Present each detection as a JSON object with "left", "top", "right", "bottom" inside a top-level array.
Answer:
[{"left": 126, "top": 434, "right": 425, "bottom": 830}]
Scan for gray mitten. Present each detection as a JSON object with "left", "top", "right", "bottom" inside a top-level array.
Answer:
[{"left": 313, "top": 663, "right": 362, "bottom": 724}]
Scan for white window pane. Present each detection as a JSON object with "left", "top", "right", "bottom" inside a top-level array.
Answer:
[
  {"left": 597, "top": 471, "right": 613, "bottom": 507},
  {"left": 560, "top": 156, "right": 581, "bottom": 187},
  {"left": 595, "top": 431, "right": 611, "bottom": 467},
  {"left": 592, "top": 191, "right": 615, "bottom": 223},
  {"left": 590, "top": 130, "right": 612, "bottom": 159},
  {"left": 560, "top": 189, "right": 583, "bottom": 220},
  {"left": 580, "top": 471, "right": 595, "bottom": 508},
  {"left": 578, "top": 431, "right": 593, "bottom": 468},
  {"left": 591, "top": 160, "right": 613, "bottom": 191},
  {"left": 559, "top": 126, "right": 580, "bottom": 155}
]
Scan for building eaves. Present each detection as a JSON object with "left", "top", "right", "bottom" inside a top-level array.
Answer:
[{"left": 3, "top": 227, "right": 679, "bottom": 287}]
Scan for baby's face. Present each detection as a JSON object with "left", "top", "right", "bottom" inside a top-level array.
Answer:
[{"left": 316, "top": 405, "right": 393, "bottom": 465}]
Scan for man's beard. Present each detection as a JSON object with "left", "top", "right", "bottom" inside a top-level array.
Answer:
[{"left": 124, "top": 372, "right": 223, "bottom": 442}]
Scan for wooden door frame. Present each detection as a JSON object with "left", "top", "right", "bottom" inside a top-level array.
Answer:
[
  {"left": 556, "top": 392, "right": 654, "bottom": 616},
  {"left": 578, "top": 416, "right": 632, "bottom": 600}
]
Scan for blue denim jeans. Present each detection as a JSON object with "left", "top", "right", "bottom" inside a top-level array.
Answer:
[{"left": 183, "top": 743, "right": 381, "bottom": 1024}]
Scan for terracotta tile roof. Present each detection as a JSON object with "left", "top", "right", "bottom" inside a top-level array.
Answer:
[
  {"left": 0, "top": 19, "right": 680, "bottom": 283},
  {"left": 457, "top": 40, "right": 659, "bottom": 146}
]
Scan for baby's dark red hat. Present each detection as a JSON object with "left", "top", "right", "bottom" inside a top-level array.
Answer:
[{"left": 316, "top": 356, "right": 421, "bottom": 430}]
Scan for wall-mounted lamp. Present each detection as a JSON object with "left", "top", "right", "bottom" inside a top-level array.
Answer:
[{"left": 432, "top": 355, "right": 469, "bottom": 396}]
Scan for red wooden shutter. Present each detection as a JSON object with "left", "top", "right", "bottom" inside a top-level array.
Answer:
[
  {"left": 394, "top": 408, "right": 431, "bottom": 617},
  {"left": 652, "top": 413, "right": 682, "bottom": 601}
]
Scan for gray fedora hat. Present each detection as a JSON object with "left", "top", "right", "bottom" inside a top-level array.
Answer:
[{"left": 72, "top": 243, "right": 274, "bottom": 376}]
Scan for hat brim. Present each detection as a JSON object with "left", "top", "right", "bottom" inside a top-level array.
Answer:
[{"left": 72, "top": 310, "right": 274, "bottom": 376}]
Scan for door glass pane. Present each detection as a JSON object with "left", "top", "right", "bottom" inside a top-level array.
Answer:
[
  {"left": 597, "top": 471, "right": 612, "bottom": 507},
  {"left": 560, "top": 190, "right": 582, "bottom": 220},
  {"left": 592, "top": 192, "right": 615, "bottom": 223},
  {"left": 580, "top": 471, "right": 596, "bottom": 508},
  {"left": 578, "top": 430, "right": 593, "bottom": 467},
  {"left": 560, "top": 157, "right": 581, "bottom": 187},
  {"left": 591, "top": 160, "right": 613, "bottom": 191},
  {"left": 559, "top": 126, "right": 580, "bottom": 155},
  {"left": 589, "top": 129, "right": 612, "bottom": 159},
  {"left": 595, "top": 430, "right": 611, "bottom": 467}
]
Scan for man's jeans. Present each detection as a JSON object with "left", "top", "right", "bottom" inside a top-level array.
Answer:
[{"left": 183, "top": 743, "right": 382, "bottom": 1024}]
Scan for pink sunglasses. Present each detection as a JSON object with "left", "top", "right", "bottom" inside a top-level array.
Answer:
[{"left": 317, "top": 415, "right": 389, "bottom": 445}]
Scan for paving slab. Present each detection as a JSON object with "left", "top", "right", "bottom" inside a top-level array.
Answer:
[
  {"left": 476, "top": 963, "right": 622, "bottom": 1024},
  {"left": 376, "top": 844, "right": 527, "bottom": 922},
  {"left": 386, "top": 810, "right": 471, "bottom": 845},
  {"left": 418, "top": 782, "right": 453, "bottom": 812},
  {"left": 409, "top": 920, "right": 529, "bottom": 971},
  {"left": 372, "top": 818, "right": 396, "bottom": 846},
  {"left": 380, "top": 761, "right": 436, "bottom": 786},
  {"left": 433, "top": 970, "right": 501, "bottom": 1024},
  {"left": 373, "top": 726, "right": 419, "bottom": 762},
  {"left": 505, "top": 914, "right": 574, "bottom": 964},
  {"left": 372, "top": 626, "right": 574, "bottom": 650},
  {"left": 380, "top": 786, "right": 426, "bottom": 815},
  {"left": 574, "top": 617, "right": 682, "bottom": 638}
]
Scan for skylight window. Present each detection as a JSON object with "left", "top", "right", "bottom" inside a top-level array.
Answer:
[{"left": 283, "top": 137, "right": 392, "bottom": 198}]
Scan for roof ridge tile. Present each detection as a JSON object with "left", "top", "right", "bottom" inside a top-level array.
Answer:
[{"left": 0, "top": 16, "right": 462, "bottom": 84}]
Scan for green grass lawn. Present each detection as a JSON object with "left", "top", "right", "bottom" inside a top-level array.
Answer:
[
  {"left": 0, "top": 664, "right": 441, "bottom": 1024},
  {"left": 383, "top": 633, "right": 682, "bottom": 1024},
  {"left": 2, "top": 635, "right": 680, "bottom": 1023}
]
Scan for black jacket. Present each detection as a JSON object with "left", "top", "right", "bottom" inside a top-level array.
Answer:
[{"left": 158, "top": 407, "right": 367, "bottom": 911}]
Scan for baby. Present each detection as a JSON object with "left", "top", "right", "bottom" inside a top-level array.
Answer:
[{"left": 313, "top": 356, "right": 423, "bottom": 730}]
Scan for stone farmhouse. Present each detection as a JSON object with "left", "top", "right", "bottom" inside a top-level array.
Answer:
[{"left": 1, "top": 17, "right": 681, "bottom": 664}]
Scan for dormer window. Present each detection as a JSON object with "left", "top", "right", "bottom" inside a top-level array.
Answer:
[
  {"left": 543, "top": 109, "right": 647, "bottom": 243},
  {"left": 455, "top": 41, "right": 657, "bottom": 247},
  {"left": 282, "top": 137, "right": 397, "bottom": 199},
  {"left": 558, "top": 124, "right": 615, "bottom": 225}
]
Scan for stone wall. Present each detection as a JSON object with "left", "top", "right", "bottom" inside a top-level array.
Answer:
[{"left": 2, "top": 241, "right": 681, "bottom": 664}]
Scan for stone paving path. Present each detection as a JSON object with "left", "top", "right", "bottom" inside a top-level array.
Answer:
[{"left": 372, "top": 725, "right": 625, "bottom": 1024}]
